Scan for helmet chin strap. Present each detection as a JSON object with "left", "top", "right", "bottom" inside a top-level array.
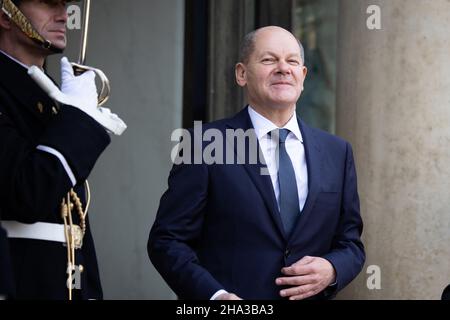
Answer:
[{"left": 1, "top": 0, "right": 64, "bottom": 53}]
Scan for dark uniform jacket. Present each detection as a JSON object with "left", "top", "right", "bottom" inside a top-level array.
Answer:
[
  {"left": 0, "top": 223, "right": 14, "bottom": 298},
  {"left": 0, "top": 52, "right": 110, "bottom": 299}
]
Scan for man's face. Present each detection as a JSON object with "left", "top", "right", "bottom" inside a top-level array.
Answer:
[
  {"left": 236, "top": 27, "right": 307, "bottom": 111},
  {"left": 19, "top": 0, "right": 68, "bottom": 50}
]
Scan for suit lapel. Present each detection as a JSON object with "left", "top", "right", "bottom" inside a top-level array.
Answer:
[
  {"left": 287, "top": 118, "right": 322, "bottom": 242},
  {"left": 226, "top": 107, "right": 287, "bottom": 240}
]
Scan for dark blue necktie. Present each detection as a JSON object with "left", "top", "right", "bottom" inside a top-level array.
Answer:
[{"left": 275, "top": 128, "right": 300, "bottom": 235}]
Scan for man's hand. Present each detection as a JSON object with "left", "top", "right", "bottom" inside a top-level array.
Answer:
[
  {"left": 28, "top": 57, "right": 127, "bottom": 136},
  {"left": 276, "top": 256, "right": 336, "bottom": 300},
  {"left": 60, "top": 57, "right": 127, "bottom": 135},
  {"left": 216, "top": 293, "right": 243, "bottom": 300},
  {"left": 60, "top": 56, "right": 98, "bottom": 110}
]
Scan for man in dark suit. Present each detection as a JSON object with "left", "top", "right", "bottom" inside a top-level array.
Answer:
[
  {"left": 148, "top": 26, "right": 365, "bottom": 300},
  {"left": 442, "top": 284, "right": 450, "bottom": 300},
  {"left": 0, "top": 0, "right": 125, "bottom": 299}
]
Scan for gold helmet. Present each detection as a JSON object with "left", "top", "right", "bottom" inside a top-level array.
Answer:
[{"left": 0, "top": 0, "right": 80, "bottom": 53}]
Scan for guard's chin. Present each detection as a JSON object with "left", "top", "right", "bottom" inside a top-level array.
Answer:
[
  {"left": 45, "top": 46, "right": 65, "bottom": 55},
  {"left": 55, "top": 39, "right": 67, "bottom": 50},
  {"left": 49, "top": 41, "right": 67, "bottom": 54}
]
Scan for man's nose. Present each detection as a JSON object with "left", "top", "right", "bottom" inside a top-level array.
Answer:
[
  {"left": 55, "top": 6, "right": 68, "bottom": 24},
  {"left": 276, "top": 60, "right": 291, "bottom": 74}
]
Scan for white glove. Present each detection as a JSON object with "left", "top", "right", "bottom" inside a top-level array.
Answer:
[
  {"left": 60, "top": 56, "right": 98, "bottom": 110},
  {"left": 27, "top": 57, "right": 127, "bottom": 136}
]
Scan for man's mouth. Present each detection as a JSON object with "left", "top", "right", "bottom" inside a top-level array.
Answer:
[
  {"left": 271, "top": 81, "right": 292, "bottom": 86},
  {"left": 50, "top": 30, "right": 66, "bottom": 36}
]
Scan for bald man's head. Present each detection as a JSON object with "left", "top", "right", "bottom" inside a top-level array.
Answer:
[{"left": 239, "top": 26, "right": 305, "bottom": 65}]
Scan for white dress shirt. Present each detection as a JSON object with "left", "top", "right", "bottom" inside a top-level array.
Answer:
[
  {"left": 248, "top": 105, "right": 308, "bottom": 212},
  {"left": 211, "top": 106, "right": 309, "bottom": 300}
]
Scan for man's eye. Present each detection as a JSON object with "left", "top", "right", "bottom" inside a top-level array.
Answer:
[
  {"left": 289, "top": 60, "right": 300, "bottom": 65},
  {"left": 262, "top": 58, "right": 275, "bottom": 63}
]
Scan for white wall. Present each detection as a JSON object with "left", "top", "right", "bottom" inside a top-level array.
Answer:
[{"left": 48, "top": 0, "right": 184, "bottom": 299}]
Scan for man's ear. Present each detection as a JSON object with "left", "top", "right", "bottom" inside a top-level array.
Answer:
[
  {"left": 0, "top": 11, "right": 12, "bottom": 30},
  {"left": 235, "top": 62, "right": 247, "bottom": 87},
  {"left": 300, "top": 66, "right": 308, "bottom": 91}
]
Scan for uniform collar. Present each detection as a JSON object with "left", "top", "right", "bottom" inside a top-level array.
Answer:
[{"left": 0, "top": 50, "right": 30, "bottom": 70}]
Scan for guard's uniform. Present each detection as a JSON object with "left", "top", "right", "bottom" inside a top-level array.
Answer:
[
  {"left": 0, "top": 222, "right": 14, "bottom": 299},
  {"left": 0, "top": 51, "right": 110, "bottom": 299}
]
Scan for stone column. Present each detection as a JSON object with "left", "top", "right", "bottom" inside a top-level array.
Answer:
[{"left": 336, "top": 0, "right": 450, "bottom": 299}]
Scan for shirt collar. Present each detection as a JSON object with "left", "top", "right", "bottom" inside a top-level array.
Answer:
[
  {"left": 248, "top": 105, "right": 303, "bottom": 143},
  {"left": 0, "top": 50, "right": 30, "bottom": 70}
]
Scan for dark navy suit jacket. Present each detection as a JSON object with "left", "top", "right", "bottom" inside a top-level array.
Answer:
[{"left": 148, "top": 107, "right": 365, "bottom": 300}]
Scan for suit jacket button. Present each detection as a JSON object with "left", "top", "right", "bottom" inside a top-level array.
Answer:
[{"left": 284, "top": 249, "right": 290, "bottom": 258}]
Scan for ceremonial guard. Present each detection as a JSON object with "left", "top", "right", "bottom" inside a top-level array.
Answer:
[{"left": 0, "top": 0, "right": 126, "bottom": 299}]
